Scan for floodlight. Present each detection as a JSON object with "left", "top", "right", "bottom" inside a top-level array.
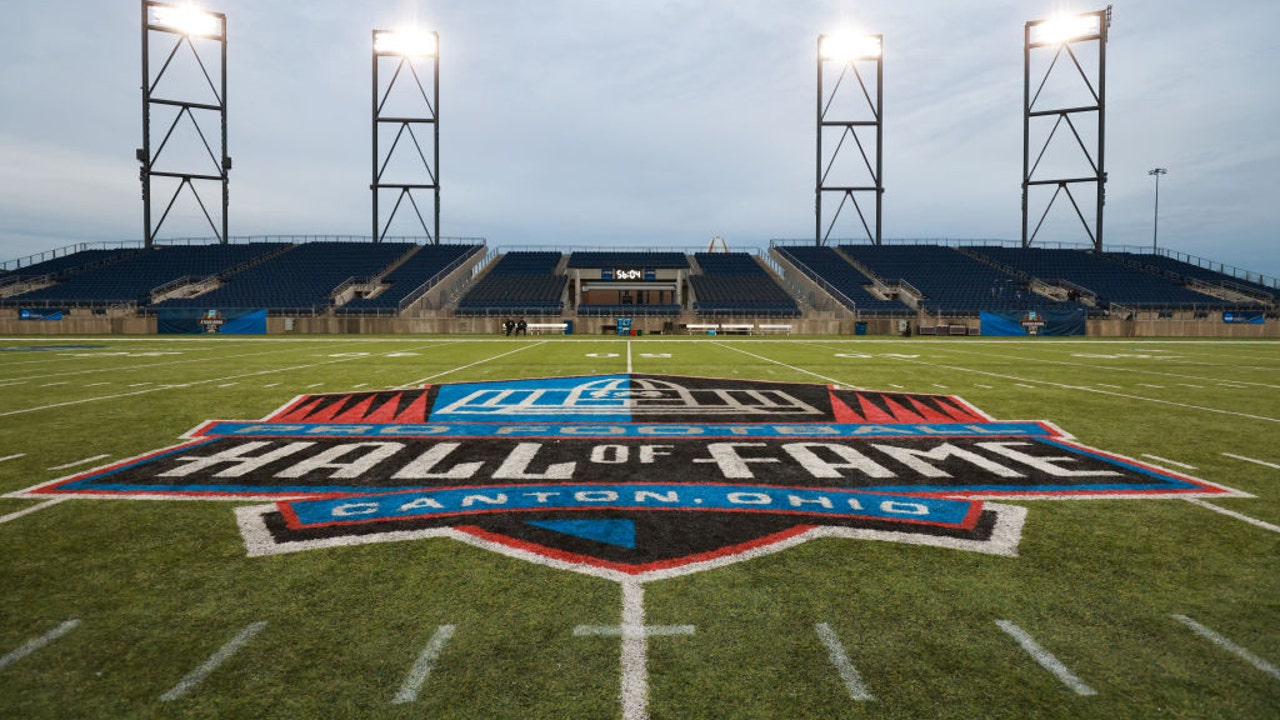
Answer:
[
  {"left": 374, "top": 28, "right": 438, "bottom": 57},
  {"left": 152, "top": 4, "right": 220, "bottom": 37},
  {"left": 1032, "top": 13, "right": 1100, "bottom": 45},
  {"left": 819, "top": 34, "right": 881, "bottom": 62}
]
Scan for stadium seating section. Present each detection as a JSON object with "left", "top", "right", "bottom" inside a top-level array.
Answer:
[
  {"left": 690, "top": 252, "right": 799, "bottom": 316},
  {"left": 337, "top": 244, "right": 482, "bottom": 315},
  {"left": 839, "top": 244, "right": 1085, "bottom": 315},
  {"left": 773, "top": 246, "right": 911, "bottom": 314},
  {"left": 158, "top": 242, "right": 413, "bottom": 313},
  {"left": 3, "top": 241, "right": 1272, "bottom": 319},
  {"left": 455, "top": 251, "right": 567, "bottom": 316},
  {"left": 1106, "top": 252, "right": 1276, "bottom": 304},
  {"left": 566, "top": 251, "right": 689, "bottom": 269},
  {"left": 10, "top": 244, "right": 289, "bottom": 306},
  {"left": 968, "top": 247, "right": 1242, "bottom": 310}
]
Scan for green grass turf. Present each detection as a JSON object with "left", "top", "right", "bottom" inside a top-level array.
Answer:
[{"left": 0, "top": 335, "right": 1277, "bottom": 718}]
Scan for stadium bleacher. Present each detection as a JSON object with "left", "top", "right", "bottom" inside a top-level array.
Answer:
[
  {"left": 968, "top": 247, "right": 1242, "bottom": 310},
  {"left": 839, "top": 244, "right": 1084, "bottom": 316},
  {"left": 566, "top": 251, "right": 689, "bottom": 269},
  {"left": 8, "top": 244, "right": 288, "bottom": 307},
  {"left": 773, "top": 246, "right": 912, "bottom": 315},
  {"left": 1, "top": 249, "right": 136, "bottom": 280},
  {"left": 1106, "top": 252, "right": 1276, "bottom": 305},
  {"left": 455, "top": 251, "right": 567, "bottom": 316},
  {"left": 337, "top": 243, "right": 482, "bottom": 315},
  {"left": 157, "top": 241, "right": 414, "bottom": 313},
  {"left": 689, "top": 252, "right": 799, "bottom": 317}
]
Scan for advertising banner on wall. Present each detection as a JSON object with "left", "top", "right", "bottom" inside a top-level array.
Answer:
[
  {"left": 980, "top": 309, "right": 1086, "bottom": 337},
  {"left": 157, "top": 308, "right": 268, "bottom": 335},
  {"left": 19, "top": 308, "right": 67, "bottom": 321},
  {"left": 1222, "top": 312, "right": 1264, "bottom": 325}
]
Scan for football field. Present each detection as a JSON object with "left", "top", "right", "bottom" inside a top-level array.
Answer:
[{"left": 1, "top": 335, "right": 1277, "bottom": 719}]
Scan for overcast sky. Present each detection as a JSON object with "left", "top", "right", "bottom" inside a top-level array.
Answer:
[{"left": 1, "top": 0, "right": 1277, "bottom": 278}]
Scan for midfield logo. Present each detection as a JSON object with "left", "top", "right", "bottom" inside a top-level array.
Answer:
[{"left": 17, "top": 374, "right": 1238, "bottom": 581}]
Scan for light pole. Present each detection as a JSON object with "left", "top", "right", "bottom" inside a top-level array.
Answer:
[
  {"left": 372, "top": 28, "right": 440, "bottom": 244},
  {"left": 1148, "top": 168, "right": 1167, "bottom": 252},
  {"left": 140, "top": 1, "right": 229, "bottom": 247},
  {"left": 816, "top": 32, "right": 883, "bottom": 246}
]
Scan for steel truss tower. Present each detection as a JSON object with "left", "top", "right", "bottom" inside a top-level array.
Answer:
[
  {"left": 816, "top": 33, "right": 883, "bottom": 246},
  {"left": 372, "top": 29, "right": 440, "bottom": 244},
  {"left": 139, "top": 1, "right": 230, "bottom": 247},
  {"left": 1022, "top": 7, "right": 1112, "bottom": 250}
]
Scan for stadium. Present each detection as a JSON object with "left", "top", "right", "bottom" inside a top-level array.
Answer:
[{"left": 0, "top": 2, "right": 1277, "bottom": 719}]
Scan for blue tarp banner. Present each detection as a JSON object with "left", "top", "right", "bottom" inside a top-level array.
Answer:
[
  {"left": 980, "top": 309, "right": 1086, "bottom": 337},
  {"left": 19, "top": 308, "right": 66, "bottom": 321},
  {"left": 157, "top": 308, "right": 268, "bottom": 335},
  {"left": 1222, "top": 312, "right": 1264, "bottom": 325}
]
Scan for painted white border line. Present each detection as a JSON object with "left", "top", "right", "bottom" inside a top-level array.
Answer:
[
  {"left": 995, "top": 620, "right": 1097, "bottom": 696},
  {"left": 398, "top": 341, "right": 546, "bottom": 388},
  {"left": 815, "top": 623, "right": 875, "bottom": 701},
  {"left": 1171, "top": 614, "right": 1280, "bottom": 682},
  {"left": 1183, "top": 498, "right": 1280, "bottom": 534},
  {"left": 0, "top": 497, "right": 69, "bottom": 526},
  {"left": 1222, "top": 453, "right": 1280, "bottom": 470},
  {"left": 160, "top": 621, "right": 268, "bottom": 701},
  {"left": 47, "top": 454, "right": 109, "bottom": 471},
  {"left": 1141, "top": 454, "right": 1197, "bottom": 470},
  {"left": 392, "top": 625, "right": 456, "bottom": 704},
  {"left": 0, "top": 619, "right": 80, "bottom": 671}
]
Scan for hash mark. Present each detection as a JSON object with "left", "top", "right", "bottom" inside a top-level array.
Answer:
[
  {"left": 392, "top": 625, "right": 456, "bottom": 704},
  {"left": 160, "top": 621, "right": 268, "bottom": 701},
  {"left": 996, "top": 620, "right": 1096, "bottom": 696}
]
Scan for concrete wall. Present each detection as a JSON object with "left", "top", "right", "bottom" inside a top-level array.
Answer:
[{"left": 1, "top": 310, "right": 1277, "bottom": 338}]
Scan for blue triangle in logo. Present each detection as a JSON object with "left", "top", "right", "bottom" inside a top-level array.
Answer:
[{"left": 526, "top": 519, "right": 637, "bottom": 549}]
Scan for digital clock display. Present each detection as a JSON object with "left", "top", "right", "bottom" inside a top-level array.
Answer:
[{"left": 612, "top": 268, "right": 645, "bottom": 281}]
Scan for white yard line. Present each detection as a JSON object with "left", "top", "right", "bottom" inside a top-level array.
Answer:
[
  {"left": 1172, "top": 615, "right": 1280, "bottom": 682},
  {"left": 160, "top": 621, "right": 268, "bottom": 701},
  {"left": 391, "top": 625, "right": 456, "bottom": 704},
  {"left": 1141, "top": 454, "right": 1197, "bottom": 470},
  {"left": 0, "top": 497, "right": 69, "bottom": 526},
  {"left": 47, "top": 454, "right": 110, "bottom": 471},
  {"left": 0, "top": 342, "right": 335, "bottom": 386},
  {"left": 0, "top": 620, "right": 80, "bottom": 671},
  {"left": 995, "top": 620, "right": 1097, "bottom": 696},
  {"left": 627, "top": 341, "right": 633, "bottom": 373},
  {"left": 0, "top": 453, "right": 25, "bottom": 464},
  {"left": 716, "top": 343, "right": 855, "bottom": 387},
  {"left": 888, "top": 358, "right": 1280, "bottom": 424},
  {"left": 399, "top": 341, "right": 547, "bottom": 388},
  {"left": 815, "top": 623, "right": 874, "bottom": 701},
  {"left": 1097, "top": 383, "right": 1123, "bottom": 389},
  {"left": 1221, "top": 453, "right": 1280, "bottom": 470},
  {"left": 0, "top": 344, "right": 452, "bottom": 419},
  {"left": 1183, "top": 498, "right": 1280, "bottom": 534},
  {"left": 574, "top": 581, "right": 694, "bottom": 720},
  {"left": 927, "top": 345, "right": 1280, "bottom": 390}
]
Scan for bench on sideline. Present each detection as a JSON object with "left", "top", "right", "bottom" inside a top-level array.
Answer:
[
  {"left": 527, "top": 322, "right": 568, "bottom": 334},
  {"left": 685, "top": 323, "right": 790, "bottom": 335}
]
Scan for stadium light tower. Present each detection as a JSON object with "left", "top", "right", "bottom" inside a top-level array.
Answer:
[
  {"left": 372, "top": 27, "right": 440, "bottom": 244},
  {"left": 1148, "top": 167, "right": 1167, "bottom": 252},
  {"left": 139, "top": 0, "right": 230, "bottom": 248},
  {"left": 1022, "top": 6, "right": 1111, "bottom": 250},
  {"left": 816, "top": 32, "right": 883, "bottom": 246}
]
